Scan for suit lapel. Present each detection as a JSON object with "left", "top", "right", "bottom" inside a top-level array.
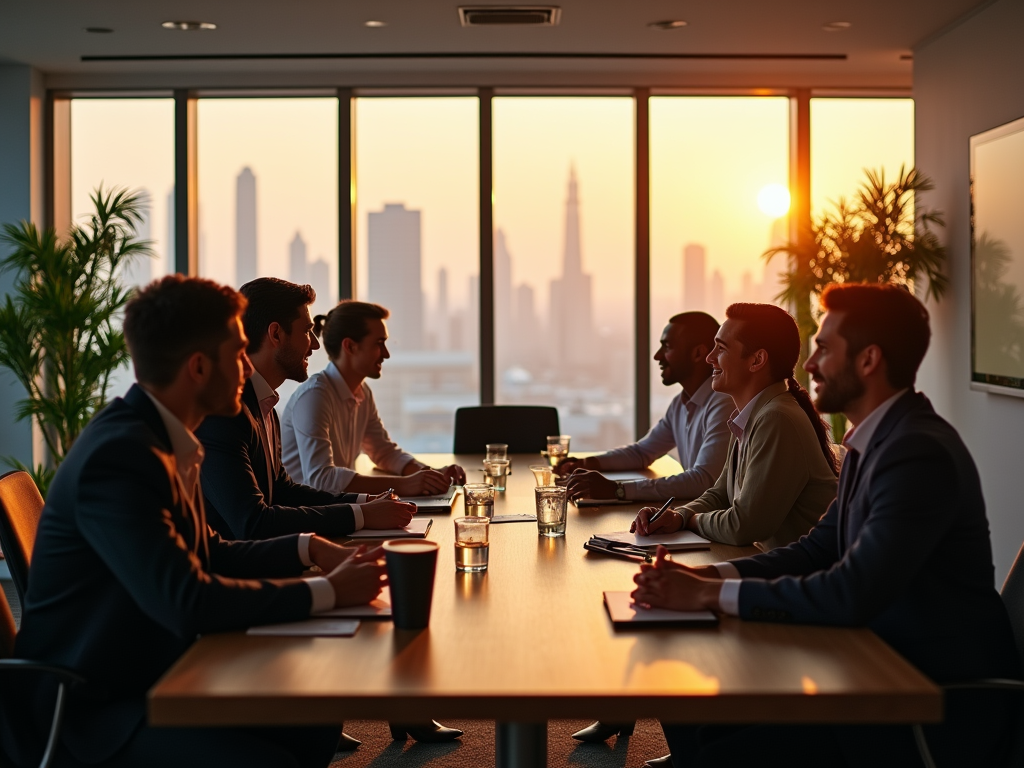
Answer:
[{"left": 242, "top": 380, "right": 276, "bottom": 506}]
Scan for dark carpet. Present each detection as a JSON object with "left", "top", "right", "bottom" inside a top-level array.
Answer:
[{"left": 329, "top": 720, "right": 669, "bottom": 768}]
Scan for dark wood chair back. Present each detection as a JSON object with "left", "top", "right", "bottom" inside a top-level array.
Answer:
[
  {"left": 0, "top": 471, "right": 45, "bottom": 603},
  {"left": 453, "top": 405, "right": 560, "bottom": 454}
]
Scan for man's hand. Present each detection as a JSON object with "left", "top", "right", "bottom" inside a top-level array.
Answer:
[
  {"left": 395, "top": 469, "right": 451, "bottom": 497},
  {"left": 307, "top": 535, "right": 364, "bottom": 572},
  {"left": 554, "top": 456, "right": 597, "bottom": 476},
  {"left": 361, "top": 497, "right": 416, "bottom": 529},
  {"left": 325, "top": 545, "right": 388, "bottom": 608},
  {"left": 630, "top": 506, "right": 686, "bottom": 536},
  {"left": 631, "top": 546, "right": 723, "bottom": 612},
  {"left": 438, "top": 464, "right": 467, "bottom": 485},
  {"left": 564, "top": 469, "right": 617, "bottom": 503}
]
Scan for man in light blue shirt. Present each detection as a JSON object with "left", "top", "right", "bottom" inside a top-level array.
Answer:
[{"left": 559, "top": 312, "right": 732, "bottom": 504}]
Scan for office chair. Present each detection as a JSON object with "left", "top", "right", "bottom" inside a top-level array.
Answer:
[
  {"left": 913, "top": 540, "right": 1024, "bottom": 768},
  {"left": 453, "top": 405, "right": 560, "bottom": 454},
  {"left": 0, "top": 584, "right": 84, "bottom": 768},
  {"left": 0, "top": 470, "right": 45, "bottom": 604}
]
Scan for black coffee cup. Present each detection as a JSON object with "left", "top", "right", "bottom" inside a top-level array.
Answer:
[{"left": 383, "top": 540, "right": 439, "bottom": 630}]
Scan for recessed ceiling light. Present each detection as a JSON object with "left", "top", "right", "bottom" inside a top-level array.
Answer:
[
  {"left": 365, "top": 20, "right": 387, "bottom": 28},
  {"left": 161, "top": 21, "right": 217, "bottom": 31},
  {"left": 648, "top": 20, "right": 688, "bottom": 30},
  {"left": 822, "top": 21, "right": 852, "bottom": 32},
  {"left": 85, "top": 27, "right": 114, "bottom": 34}
]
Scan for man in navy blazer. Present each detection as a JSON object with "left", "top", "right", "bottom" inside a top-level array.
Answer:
[
  {"left": 4, "top": 277, "right": 388, "bottom": 768},
  {"left": 196, "top": 278, "right": 415, "bottom": 541},
  {"left": 634, "top": 283, "right": 1021, "bottom": 767}
]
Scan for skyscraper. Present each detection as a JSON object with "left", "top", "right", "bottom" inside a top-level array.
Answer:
[
  {"left": 122, "top": 190, "right": 153, "bottom": 288},
  {"left": 236, "top": 167, "right": 257, "bottom": 287},
  {"left": 494, "top": 228, "right": 514, "bottom": 374},
  {"left": 684, "top": 243, "right": 706, "bottom": 312},
  {"left": 289, "top": 231, "right": 307, "bottom": 284},
  {"left": 709, "top": 269, "right": 725, "bottom": 322},
  {"left": 436, "top": 267, "right": 450, "bottom": 351},
  {"left": 548, "top": 166, "right": 593, "bottom": 369},
  {"left": 367, "top": 203, "right": 423, "bottom": 350},
  {"left": 308, "top": 257, "right": 330, "bottom": 312}
]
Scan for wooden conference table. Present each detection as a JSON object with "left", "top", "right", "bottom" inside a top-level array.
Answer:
[{"left": 150, "top": 453, "right": 941, "bottom": 767}]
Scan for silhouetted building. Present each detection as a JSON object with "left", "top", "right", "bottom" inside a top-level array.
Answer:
[
  {"left": 684, "top": 243, "right": 706, "bottom": 312},
  {"left": 435, "top": 268, "right": 450, "bottom": 351},
  {"left": 368, "top": 203, "right": 423, "bottom": 350},
  {"left": 708, "top": 269, "right": 725, "bottom": 322},
  {"left": 548, "top": 166, "right": 593, "bottom": 369},
  {"left": 236, "top": 167, "right": 258, "bottom": 286},
  {"left": 123, "top": 191, "right": 152, "bottom": 287},
  {"left": 495, "top": 228, "right": 514, "bottom": 374},
  {"left": 308, "top": 257, "right": 330, "bottom": 312},
  {"left": 289, "top": 231, "right": 307, "bottom": 285}
]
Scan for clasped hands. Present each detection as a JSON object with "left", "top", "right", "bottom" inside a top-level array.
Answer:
[
  {"left": 308, "top": 536, "right": 389, "bottom": 609},
  {"left": 631, "top": 545, "right": 725, "bottom": 613}
]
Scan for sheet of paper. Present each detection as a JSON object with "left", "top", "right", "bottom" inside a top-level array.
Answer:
[
  {"left": 603, "top": 591, "right": 717, "bottom": 626},
  {"left": 349, "top": 517, "right": 432, "bottom": 538},
  {"left": 247, "top": 618, "right": 360, "bottom": 637},
  {"left": 594, "top": 529, "right": 710, "bottom": 551},
  {"left": 490, "top": 514, "right": 537, "bottom": 523},
  {"left": 320, "top": 590, "right": 391, "bottom": 619},
  {"left": 401, "top": 486, "right": 457, "bottom": 505}
]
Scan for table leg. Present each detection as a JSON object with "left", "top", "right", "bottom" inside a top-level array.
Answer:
[{"left": 496, "top": 721, "right": 547, "bottom": 768}]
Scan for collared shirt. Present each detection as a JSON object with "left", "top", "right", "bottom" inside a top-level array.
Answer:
[
  {"left": 714, "top": 388, "right": 910, "bottom": 616},
  {"left": 249, "top": 369, "right": 280, "bottom": 450},
  {"left": 726, "top": 383, "right": 775, "bottom": 464},
  {"left": 142, "top": 387, "right": 335, "bottom": 614},
  {"left": 281, "top": 362, "right": 415, "bottom": 494},
  {"left": 595, "top": 377, "right": 733, "bottom": 501}
]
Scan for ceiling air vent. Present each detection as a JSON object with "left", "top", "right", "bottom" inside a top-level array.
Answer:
[{"left": 458, "top": 6, "right": 561, "bottom": 27}]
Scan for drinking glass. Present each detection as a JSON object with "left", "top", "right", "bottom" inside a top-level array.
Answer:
[
  {"left": 529, "top": 464, "right": 555, "bottom": 487},
  {"left": 535, "top": 485, "right": 568, "bottom": 537},
  {"left": 464, "top": 483, "right": 495, "bottom": 517},
  {"left": 485, "top": 443, "right": 509, "bottom": 462},
  {"left": 455, "top": 516, "right": 490, "bottom": 572},
  {"left": 546, "top": 435, "right": 571, "bottom": 467},
  {"left": 483, "top": 459, "right": 510, "bottom": 492}
]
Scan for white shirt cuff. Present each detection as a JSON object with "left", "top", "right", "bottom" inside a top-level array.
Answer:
[
  {"left": 297, "top": 533, "right": 315, "bottom": 567},
  {"left": 719, "top": 579, "right": 742, "bottom": 617},
  {"left": 351, "top": 504, "right": 364, "bottom": 530},
  {"left": 714, "top": 561, "right": 741, "bottom": 579},
  {"left": 356, "top": 493, "right": 369, "bottom": 503},
  {"left": 306, "top": 577, "right": 336, "bottom": 614}
]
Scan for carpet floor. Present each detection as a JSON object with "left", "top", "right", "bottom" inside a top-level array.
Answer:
[{"left": 328, "top": 720, "right": 669, "bottom": 768}]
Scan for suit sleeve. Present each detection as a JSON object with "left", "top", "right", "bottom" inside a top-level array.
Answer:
[
  {"left": 197, "top": 413, "right": 357, "bottom": 539},
  {"left": 76, "top": 438, "right": 312, "bottom": 638},
  {"left": 736, "top": 435, "right": 959, "bottom": 625},
  {"left": 206, "top": 528, "right": 308, "bottom": 579},
  {"left": 728, "top": 499, "right": 842, "bottom": 578}
]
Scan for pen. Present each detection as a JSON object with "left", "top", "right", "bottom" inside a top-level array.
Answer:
[
  {"left": 384, "top": 487, "right": 396, "bottom": 500},
  {"left": 644, "top": 496, "right": 676, "bottom": 529}
]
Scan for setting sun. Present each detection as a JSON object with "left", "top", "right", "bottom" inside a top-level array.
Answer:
[{"left": 757, "top": 183, "right": 791, "bottom": 217}]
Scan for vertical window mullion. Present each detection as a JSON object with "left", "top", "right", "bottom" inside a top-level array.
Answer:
[
  {"left": 173, "top": 89, "right": 198, "bottom": 276},
  {"left": 634, "top": 88, "right": 651, "bottom": 440},
  {"left": 339, "top": 88, "right": 355, "bottom": 299},
  {"left": 479, "top": 88, "right": 495, "bottom": 406}
]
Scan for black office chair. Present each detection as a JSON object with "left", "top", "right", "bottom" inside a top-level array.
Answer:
[
  {"left": 0, "top": 470, "right": 45, "bottom": 604},
  {"left": 913, "top": 540, "right": 1024, "bottom": 768},
  {"left": 453, "top": 405, "right": 560, "bottom": 454}
]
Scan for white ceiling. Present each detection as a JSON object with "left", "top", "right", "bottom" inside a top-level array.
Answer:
[{"left": 0, "top": 0, "right": 987, "bottom": 90}]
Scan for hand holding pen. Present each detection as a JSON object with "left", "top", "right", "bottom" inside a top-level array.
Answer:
[{"left": 630, "top": 496, "right": 681, "bottom": 536}]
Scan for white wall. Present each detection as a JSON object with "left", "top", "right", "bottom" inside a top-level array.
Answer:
[{"left": 915, "top": 0, "right": 1024, "bottom": 585}]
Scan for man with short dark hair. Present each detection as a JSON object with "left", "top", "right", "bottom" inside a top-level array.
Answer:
[
  {"left": 7, "top": 275, "right": 387, "bottom": 768},
  {"left": 635, "top": 283, "right": 1022, "bottom": 768},
  {"left": 197, "top": 278, "right": 415, "bottom": 541},
  {"left": 557, "top": 312, "right": 732, "bottom": 505}
]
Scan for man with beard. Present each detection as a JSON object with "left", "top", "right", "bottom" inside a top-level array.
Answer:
[
  {"left": 4, "top": 276, "right": 387, "bottom": 767},
  {"left": 556, "top": 312, "right": 732, "bottom": 506},
  {"left": 633, "top": 283, "right": 1021, "bottom": 768}
]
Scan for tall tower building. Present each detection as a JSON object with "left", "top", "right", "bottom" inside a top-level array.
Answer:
[
  {"left": 494, "top": 229, "right": 514, "bottom": 373},
  {"left": 684, "top": 243, "right": 706, "bottom": 312},
  {"left": 308, "top": 257, "right": 331, "bottom": 312},
  {"left": 708, "top": 269, "right": 725, "bottom": 322},
  {"left": 548, "top": 166, "right": 593, "bottom": 368},
  {"left": 436, "top": 267, "right": 450, "bottom": 351},
  {"left": 367, "top": 203, "right": 423, "bottom": 350},
  {"left": 289, "top": 231, "right": 308, "bottom": 285},
  {"left": 123, "top": 190, "right": 152, "bottom": 287},
  {"left": 235, "top": 167, "right": 258, "bottom": 287}
]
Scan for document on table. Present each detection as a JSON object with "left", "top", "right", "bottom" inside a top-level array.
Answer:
[
  {"left": 401, "top": 485, "right": 458, "bottom": 513},
  {"left": 490, "top": 514, "right": 537, "bottom": 523},
  {"left": 603, "top": 591, "right": 717, "bottom": 628},
  {"left": 247, "top": 619, "right": 361, "bottom": 637},
  {"left": 320, "top": 590, "right": 392, "bottom": 619},
  {"left": 592, "top": 529, "right": 710, "bottom": 552},
  {"left": 348, "top": 517, "right": 433, "bottom": 539}
]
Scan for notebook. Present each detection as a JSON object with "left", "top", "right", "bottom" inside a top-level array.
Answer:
[
  {"left": 490, "top": 514, "right": 537, "bottom": 524},
  {"left": 401, "top": 485, "right": 458, "bottom": 513},
  {"left": 247, "top": 618, "right": 361, "bottom": 637},
  {"left": 348, "top": 517, "right": 433, "bottom": 539},
  {"left": 603, "top": 591, "right": 718, "bottom": 628},
  {"left": 591, "top": 529, "right": 710, "bottom": 552},
  {"left": 320, "top": 590, "right": 392, "bottom": 620}
]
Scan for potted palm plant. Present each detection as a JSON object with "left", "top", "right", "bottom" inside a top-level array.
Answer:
[
  {"left": 0, "top": 187, "right": 152, "bottom": 497},
  {"left": 765, "top": 166, "right": 948, "bottom": 438}
]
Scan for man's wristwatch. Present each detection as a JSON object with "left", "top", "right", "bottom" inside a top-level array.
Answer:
[{"left": 614, "top": 481, "right": 626, "bottom": 500}]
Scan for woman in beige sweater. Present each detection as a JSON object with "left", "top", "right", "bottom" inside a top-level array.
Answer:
[{"left": 634, "top": 303, "right": 838, "bottom": 550}]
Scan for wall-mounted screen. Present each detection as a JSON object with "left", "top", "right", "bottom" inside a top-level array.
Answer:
[{"left": 971, "top": 114, "right": 1024, "bottom": 397}]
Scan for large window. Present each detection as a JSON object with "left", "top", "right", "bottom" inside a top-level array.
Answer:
[
  {"left": 354, "top": 97, "right": 480, "bottom": 452},
  {"left": 649, "top": 97, "right": 790, "bottom": 427},
  {"left": 493, "top": 97, "right": 635, "bottom": 450},
  {"left": 196, "top": 97, "right": 339, "bottom": 408},
  {"left": 71, "top": 97, "right": 175, "bottom": 398}
]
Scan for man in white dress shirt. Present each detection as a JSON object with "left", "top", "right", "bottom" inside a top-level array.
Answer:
[
  {"left": 281, "top": 301, "right": 467, "bottom": 497},
  {"left": 557, "top": 312, "right": 732, "bottom": 504}
]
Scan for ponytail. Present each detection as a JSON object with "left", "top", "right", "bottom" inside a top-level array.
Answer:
[
  {"left": 786, "top": 377, "right": 839, "bottom": 476},
  {"left": 311, "top": 301, "right": 389, "bottom": 359}
]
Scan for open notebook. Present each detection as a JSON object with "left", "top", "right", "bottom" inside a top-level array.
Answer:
[
  {"left": 400, "top": 485, "right": 458, "bottom": 514},
  {"left": 592, "top": 529, "right": 710, "bottom": 553},
  {"left": 603, "top": 591, "right": 717, "bottom": 628},
  {"left": 349, "top": 517, "right": 433, "bottom": 539}
]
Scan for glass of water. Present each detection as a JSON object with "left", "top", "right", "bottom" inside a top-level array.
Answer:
[
  {"left": 535, "top": 485, "right": 568, "bottom": 537},
  {"left": 483, "top": 459, "right": 510, "bottom": 491},
  {"left": 545, "top": 435, "right": 571, "bottom": 467},
  {"left": 529, "top": 464, "right": 555, "bottom": 486},
  {"left": 455, "top": 516, "right": 490, "bottom": 572},
  {"left": 463, "top": 483, "right": 495, "bottom": 517},
  {"left": 485, "top": 443, "right": 508, "bottom": 462}
]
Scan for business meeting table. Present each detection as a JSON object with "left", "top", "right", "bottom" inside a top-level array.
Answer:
[{"left": 149, "top": 453, "right": 941, "bottom": 767}]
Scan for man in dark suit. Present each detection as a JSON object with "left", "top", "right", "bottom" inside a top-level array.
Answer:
[
  {"left": 196, "top": 278, "right": 415, "bottom": 540},
  {"left": 633, "top": 283, "right": 1022, "bottom": 767},
  {"left": 5, "top": 276, "right": 388, "bottom": 768}
]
